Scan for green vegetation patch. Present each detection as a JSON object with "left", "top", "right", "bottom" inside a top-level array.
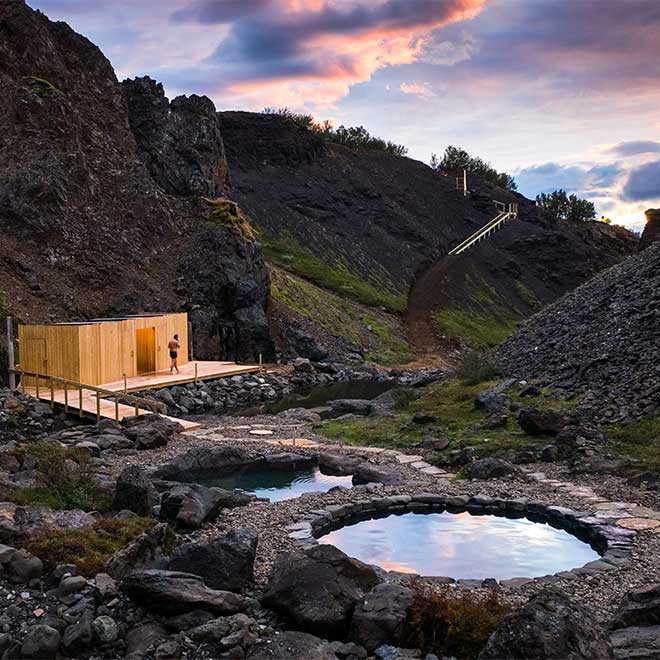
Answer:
[
  {"left": 25, "top": 76, "right": 61, "bottom": 97},
  {"left": 405, "top": 583, "right": 511, "bottom": 660},
  {"left": 25, "top": 517, "right": 154, "bottom": 577},
  {"left": 431, "top": 309, "right": 518, "bottom": 349},
  {"left": 207, "top": 198, "right": 258, "bottom": 242},
  {"left": 270, "top": 268, "right": 413, "bottom": 366},
  {"left": 11, "top": 442, "right": 111, "bottom": 512},
  {"left": 263, "top": 232, "right": 405, "bottom": 313},
  {"left": 316, "top": 377, "right": 576, "bottom": 461},
  {"left": 607, "top": 417, "right": 660, "bottom": 472}
]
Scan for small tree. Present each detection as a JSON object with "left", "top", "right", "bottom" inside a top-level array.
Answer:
[
  {"left": 535, "top": 189, "right": 596, "bottom": 223},
  {"left": 434, "top": 146, "right": 517, "bottom": 191}
]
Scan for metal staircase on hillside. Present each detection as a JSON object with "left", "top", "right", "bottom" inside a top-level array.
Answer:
[{"left": 448, "top": 202, "right": 518, "bottom": 256}]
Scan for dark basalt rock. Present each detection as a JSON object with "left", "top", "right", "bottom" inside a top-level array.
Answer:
[
  {"left": 350, "top": 583, "right": 414, "bottom": 652},
  {"left": 262, "top": 544, "right": 381, "bottom": 637},
  {"left": 352, "top": 463, "right": 404, "bottom": 486},
  {"left": 640, "top": 208, "right": 660, "bottom": 251},
  {"left": 612, "top": 584, "right": 660, "bottom": 629},
  {"left": 479, "top": 588, "right": 614, "bottom": 659},
  {"left": 247, "top": 631, "right": 338, "bottom": 660},
  {"left": 168, "top": 528, "right": 257, "bottom": 592},
  {"left": 121, "top": 570, "right": 246, "bottom": 615},
  {"left": 112, "top": 465, "right": 156, "bottom": 516},
  {"left": 462, "top": 457, "right": 522, "bottom": 480},
  {"left": 518, "top": 408, "right": 569, "bottom": 436},
  {"left": 121, "top": 76, "right": 228, "bottom": 197},
  {"left": 153, "top": 446, "right": 252, "bottom": 481},
  {"left": 121, "top": 414, "right": 182, "bottom": 450},
  {"left": 160, "top": 483, "right": 253, "bottom": 529}
]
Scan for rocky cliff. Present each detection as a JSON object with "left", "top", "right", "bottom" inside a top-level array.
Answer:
[
  {"left": 0, "top": 2, "right": 272, "bottom": 362},
  {"left": 640, "top": 209, "right": 660, "bottom": 251},
  {"left": 496, "top": 240, "right": 660, "bottom": 422}
]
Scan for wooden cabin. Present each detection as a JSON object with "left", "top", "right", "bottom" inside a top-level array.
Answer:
[{"left": 18, "top": 313, "right": 189, "bottom": 386}]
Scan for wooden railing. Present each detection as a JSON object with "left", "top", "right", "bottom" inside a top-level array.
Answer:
[
  {"left": 448, "top": 203, "right": 518, "bottom": 256},
  {"left": 10, "top": 368, "right": 166, "bottom": 421}
]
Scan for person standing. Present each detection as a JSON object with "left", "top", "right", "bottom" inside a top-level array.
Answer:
[{"left": 168, "top": 334, "right": 180, "bottom": 374}]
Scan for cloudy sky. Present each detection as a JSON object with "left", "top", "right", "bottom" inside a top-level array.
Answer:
[{"left": 31, "top": 0, "right": 660, "bottom": 230}]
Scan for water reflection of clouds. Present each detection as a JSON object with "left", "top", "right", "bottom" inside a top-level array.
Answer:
[{"left": 319, "top": 511, "right": 599, "bottom": 580}]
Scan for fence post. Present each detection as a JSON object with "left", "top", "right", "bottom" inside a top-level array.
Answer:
[
  {"left": 194, "top": 362, "right": 198, "bottom": 384},
  {"left": 6, "top": 317, "right": 16, "bottom": 391},
  {"left": 123, "top": 374, "right": 127, "bottom": 394},
  {"left": 79, "top": 385, "right": 83, "bottom": 419},
  {"left": 63, "top": 381, "right": 68, "bottom": 414},
  {"left": 49, "top": 378, "right": 54, "bottom": 411}
]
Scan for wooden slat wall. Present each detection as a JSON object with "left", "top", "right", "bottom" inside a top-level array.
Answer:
[{"left": 19, "top": 314, "right": 189, "bottom": 387}]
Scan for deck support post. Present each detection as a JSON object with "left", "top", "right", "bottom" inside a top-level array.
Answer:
[
  {"left": 6, "top": 317, "right": 16, "bottom": 391},
  {"left": 188, "top": 321, "right": 194, "bottom": 361}
]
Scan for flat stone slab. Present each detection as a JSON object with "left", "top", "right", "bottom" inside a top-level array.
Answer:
[
  {"left": 421, "top": 466, "right": 445, "bottom": 475},
  {"left": 593, "top": 501, "right": 635, "bottom": 510},
  {"left": 249, "top": 429, "right": 274, "bottom": 436},
  {"left": 357, "top": 447, "right": 386, "bottom": 454},
  {"left": 396, "top": 454, "right": 423, "bottom": 464},
  {"left": 617, "top": 517, "right": 660, "bottom": 531},
  {"left": 411, "top": 461, "right": 432, "bottom": 469}
]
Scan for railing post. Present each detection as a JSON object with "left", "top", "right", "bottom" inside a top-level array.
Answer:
[
  {"left": 123, "top": 374, "right": 127, "bottom": 394},
  {"left": 79, "top": 385, "right": 83, "bottom": 418},
  {"left": 63, "top": 381, "right": 68, "bottom": 414},
  {"left": 35, "top": 375, "right": 40, "bottom": 399},
  {"left": 194, "top": 362, "right": 198, "bottom": 384},
  {"left": 114, "top": 396, "right": 119, "bottom": 422},
  {"left": 6, "top": 317, "right": 16, "bottom": 391},
  {"left": 50, "top": 378, "right": 54, "bottom": 411},
  {"left": 96, "top": 395, "right": 100, "bottom": 422}
]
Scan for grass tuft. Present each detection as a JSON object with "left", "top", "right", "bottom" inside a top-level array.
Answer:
[
  {"left": 25, "top": 517, "right": 154, "bottom": 577},
  {"left": 207, "top": 198, "right": 258, "bottom": 242},
  {"left": 431, "top": 308, "right": 517, "bottom": 349}
]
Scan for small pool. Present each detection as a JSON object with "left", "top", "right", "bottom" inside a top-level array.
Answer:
[
  {"left": 237, "top": 379, "right": 395, "bottom": 415},
  {"left": 198, "top": 466, "right": 353, "bottom": 502},
  {"left": 318, "top": 511, "right": 600, "bottom": 579}
]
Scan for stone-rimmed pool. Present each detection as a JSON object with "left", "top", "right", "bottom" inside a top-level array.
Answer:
[
  {"left": 198, "top": 466, "right": 353, "bottom": 503},
  {"left": 318, "top": 510, "right": 601, "bottom": 579}
]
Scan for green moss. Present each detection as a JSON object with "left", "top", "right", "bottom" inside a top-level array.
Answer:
[
  {"left": 263, "top": 232, "right": 405, "bottom": 313},
  {"left": 515, "top": 280, "right": 541, "bottom": 310},
  {"left": 606, "top": 417, "right": 660, "bottom": 471},
  {"left": 271, "top": 267, "right": 413, "bottom": 366},
  {"left": 25, "top": 517, "right": 154, "bottom": 577},
  {"left": 430, "top": 309, "right": 518, "bottom": 348},
  {"left": 316, "top": 378, "right": 574, "bottom": 460},
  {"left": 25, "top": 76, "right": 61, "bottom": 97},
  {"left": 207, "top": 198, "right": 258, "bottom": 241}
]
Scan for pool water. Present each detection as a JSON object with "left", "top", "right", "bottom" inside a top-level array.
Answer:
[
  {"left": 237, "top": 379, "right": 394, "bottom": 415},
  {"left": 200, "top": 466, "right": 353, "bottom": 502},
  {"left": 319, "top": 511, "right": 600, "bottom": 579}
]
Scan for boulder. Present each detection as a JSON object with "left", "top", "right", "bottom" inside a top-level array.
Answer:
[
  {"left": 518, "top": 408, "right": 569, "bottom": 436},
  {"left": 121, "top": 569, "right": 246, "bottom": 615},
  {"left": 21, "top": 625, "right": 61, "bottom": 660},
  {"left": 62, "top": 608, "right": 94, "bottom": 653},
  {"left": 610, "top": 625, "right": 660, "bottom": 660},
  {"left": 352, "top": 463, "right": 403, "bottom": 486},
  {"left": 247, "top": 631, "right": 338, "bottom": 660},
  {"left": 262, "top": 544, "right": 381, "bottom": 637},
  {"left": 168, "top": 528, "right": 257, "bottom": 592},
  {"left": 319, "top": 453, "right": 362, "bottom": 476},
  {"left": 277, "top": 408, "right": 322, "bottom": 423},
  {"left": 112, "top": 465, "right": 157, "bottom": 516},
  {"left": 350, "top": 583, "right": 414, "bottom": 652},
  {"left": 292, "top": 357, "right": 314, "bottom": 373},
  {"left": 92, "top": 615, "right": 119, "bottom": 644},
  {"left": 122, "top": 414, "right": 182, "bottom": 450},
  {"left": 0, "top": 503, "right": 95, "bottom": 545},
  {"left": 6, "top": 548, "right": 43, "bottom": 583},
  {"left": 105, "top": 523, "right": 172, "bottom": 580},
  {"left": 287, "top": 328, "right": 329, "bottom": 362},
  {"left": 555, "top": 425, "right": 608, "bottom": 460},
  {"left": 462, "top": 458, "right": 522, "bottom": 481},
  {"left": 612, "top": 584, "right": 660, "bottom": 629},
  {"left": 125, "top": 622, "right": 168, "bottom": 658},
  {"left": 479, "top": 588, "right": 614, "bottom": 659},
  {"left": 152, "top": 446, "right": 250, "bottom": 481},
  {"left": 160, "top": 483, "right": 253, "bottom": 529},
  {"left": 475, "top": 380, "right": 516, "bottom": 413},
  {"left": 264, "top": 452, "right": 316, "bottom": 470}
]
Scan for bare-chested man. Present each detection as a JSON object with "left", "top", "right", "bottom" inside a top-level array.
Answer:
[{"left": 168, "top": 334, "right": 180, "bottom": 374}]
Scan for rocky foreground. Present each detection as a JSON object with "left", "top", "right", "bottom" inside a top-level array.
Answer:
[{"left": 2, "top": 363, "right": 660, "bottom": 660}]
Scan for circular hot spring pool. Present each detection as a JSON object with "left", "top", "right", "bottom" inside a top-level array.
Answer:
[
  {"left": 195, "top": 465, "right": 353, "bottom": 503},
  {"left": 318, "top": 510, "right": 601, "bottom": 579}
]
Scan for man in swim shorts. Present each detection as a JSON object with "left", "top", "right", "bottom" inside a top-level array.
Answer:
[{"left": 168, "top": 334, "right": 180, "bottom": 374}]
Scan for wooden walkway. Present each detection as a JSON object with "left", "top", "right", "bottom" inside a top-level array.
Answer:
[{"left": 22, "top": 361, "right": 260, "bottom": 432}]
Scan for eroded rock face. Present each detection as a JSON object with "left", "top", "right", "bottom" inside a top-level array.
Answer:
[
  {"left": 262, "top": 544, "right": 381, "bottom": 637},
  {"left": 121, "top": 570, "right": 246, "bottom": 615},
  {"left": 122, "top": 76, "right": 229, "bottom": 197},
  {"left": 479, "top": 588, "right": 614, "bottom": 659},
  {"left": 613, "top": 584, "right": 660, "bottom": 629},
  {"left": 168, "top": 528, "right": 257, "bottom": 592},
  {"left": 640, "top": 209, "right": 660, "bottom": 251}
]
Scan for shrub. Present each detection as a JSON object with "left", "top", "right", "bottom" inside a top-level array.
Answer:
[
  {"left": 404, "top": 583, "right": 510, "bottom": 659},
  {"left": 535, "top": 189, "right": 596, "bottom": 223},
  {"left": 431, "top": 146, "right": 517, "bottom": 191},
  {"left": 13, "top": 442, "right": 110, "bottom": 511},
  {"left": 25, "top": 517, "right": 154, "bottom": 577},
  {"left": 456, "top": 351, "right": 500, "bottom": 385}
]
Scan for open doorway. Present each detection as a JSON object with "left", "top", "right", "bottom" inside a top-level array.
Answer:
[{"left": 135, "top": 327, "right": 156, "bottom": 374}]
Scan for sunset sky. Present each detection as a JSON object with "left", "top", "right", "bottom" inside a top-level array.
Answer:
[{"left": 31, "top": 0, "right": 660, "bottom": 230}]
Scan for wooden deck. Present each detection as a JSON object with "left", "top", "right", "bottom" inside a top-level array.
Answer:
[{"left": 23, "top": 361, "right": 260, "bottom": 433}]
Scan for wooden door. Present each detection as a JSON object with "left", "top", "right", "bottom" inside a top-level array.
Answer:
[{"left": 135, "top": 328, "right": 156, "bottom": 374}]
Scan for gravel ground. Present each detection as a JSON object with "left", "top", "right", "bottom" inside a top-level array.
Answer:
[{"left": 101, "top": 412, "right": 660, "bottom": 623}]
